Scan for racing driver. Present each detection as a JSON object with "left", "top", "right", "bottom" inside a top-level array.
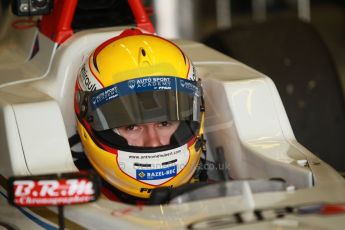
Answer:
[{"left": 74, "top": 29, "right": 206, "bottom": 204}]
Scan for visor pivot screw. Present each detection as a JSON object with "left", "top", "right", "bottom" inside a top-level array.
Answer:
[
  {"left": 87, "top": 116, "right": 94, "bottom": 123},
  {"left": 76, "top": 92, "right": 81, "bottom": 103},
  {"left": 200, "top": 97, "right": 205, "bottom": 112},
  {"left": 200, "top": 135, "right": 207, "bottom": 153}
]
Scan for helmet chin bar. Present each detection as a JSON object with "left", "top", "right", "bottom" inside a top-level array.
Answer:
[{"left": 117, "top": 144, "right": 191, "bottom": 186}]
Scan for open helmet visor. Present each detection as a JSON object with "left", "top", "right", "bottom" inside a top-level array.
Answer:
[{"left": 78, "top": 76, "right": 203, "bottom": 132}]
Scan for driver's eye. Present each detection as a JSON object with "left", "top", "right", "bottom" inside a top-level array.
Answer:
[
  {"left": 161, "top": 121, "right": 168, "bottom": 126},
  {"left": 159, "top": 121, "right": 170, "bottom": 127},
  {"left": 125, "top": 125, "right": 138, "bottom": 131}
]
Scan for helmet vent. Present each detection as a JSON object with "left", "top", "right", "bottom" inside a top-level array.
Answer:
[
  {"left": 138, "top": 48, "right": 152, "bottom": 67},
  {"left": 141, "top": 48, "right": 146, "bottom": 56}
]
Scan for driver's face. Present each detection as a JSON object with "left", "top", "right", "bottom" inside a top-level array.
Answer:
[{"left": 117, "top": 121, "right": 179, "bottom": 147}]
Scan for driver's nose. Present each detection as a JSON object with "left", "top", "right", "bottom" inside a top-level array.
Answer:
[{"left": 142, "top": 125, "right": 162, "bottom": 147}]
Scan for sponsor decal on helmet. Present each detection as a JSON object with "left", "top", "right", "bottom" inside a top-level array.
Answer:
[
  {"left": 117, "top": 145, "right": 190, "bottom": 186},
  {"left": 128, "top": 80, "right": 136, "bottom": 89},
  {"left": 179, "top": 79, "right": 199, "bottom": 95},
  {"left": 89, "top": 76, "right": 201, "bottom": 110},
  {"left": 78, "top": 64, "right": 102, "bottom": 91},
  {"left": 136, "top": 165, "right": 177, "bottom": 180},
  {"left": 140, "top": 188, "right": 153, "bottom": 193},
  {"left": 134, "top": 77, "right": 172, "bottom": 90},
  {"left": 91, "top": 85, "right": 119, "bottom": 108}
]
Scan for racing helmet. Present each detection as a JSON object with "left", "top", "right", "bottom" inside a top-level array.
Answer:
[{"left": 74, "top": 29, "right": 205, "bottom": 199}]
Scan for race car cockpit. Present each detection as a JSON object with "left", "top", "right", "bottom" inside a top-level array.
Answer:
[
  {"left": 0, "top": 0, "right": 342, "bottom": 206},
  {"left": 1, "top": 1, "right": 345, "bottom": 229}
]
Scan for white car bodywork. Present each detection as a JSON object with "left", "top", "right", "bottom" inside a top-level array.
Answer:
[{"left": 0, "top": 8, "right": 344, "bottom": 230}]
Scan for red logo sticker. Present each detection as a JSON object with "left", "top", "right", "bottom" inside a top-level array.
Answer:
[{"left": 8, "top": 172, "right": 100, "bottom": 207}]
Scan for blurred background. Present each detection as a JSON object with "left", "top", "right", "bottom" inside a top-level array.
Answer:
[
  {"left": 151, "top": 0, "right": 345, "bottom": 92},
  {"left": 149, "top": 0, "right": 345, "bottom": 173}
]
